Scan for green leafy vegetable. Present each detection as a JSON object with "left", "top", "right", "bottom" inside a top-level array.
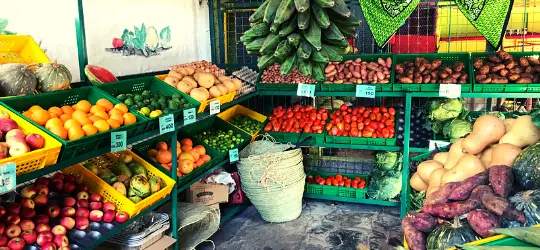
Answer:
[
  {"left": 443, "top": 119, "right": 473, "bottom": 142},
  {"left": 367, "top": 173, "right": 402, "bottom": 201},
  {"left": 121, "top": 29, "right": 134, "bottom": 47},
  {"left": 429, "top": 98, "right": 464, "bottom": 122},
  {"left": 132, "top": 38, "right": 143, "bottom": 50},
  {"left": 410, "top": 189, "right": 426, "bottom": 211},
  {"left": 374, "top": 152, "right": 402, "bottom": 171},
  {"left": 160, "top": 26, "right": 171, "bottom": 49}
]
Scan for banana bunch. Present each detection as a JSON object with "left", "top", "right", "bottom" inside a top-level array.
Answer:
[{"left": 241, "top": 0, "right": 359, "bottom": 80}]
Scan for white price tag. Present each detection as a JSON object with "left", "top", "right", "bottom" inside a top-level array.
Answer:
[
  {"left": 296, "top": 83, "right": 315, "bottom": 97},
  {"left": 159, "top": 114, "right": 175, "bottom": 134},
  {"left": 355, "top": 85, "right": 376, "bottom": 98},
  {"left": 0, "top": 163, "right": 16, "bottom": 195},
  {"left": 429, "top": 140, "right": 451, "bottom": 151},
  {"left": 110, "top": 131, "right": 127, "bottom": 152},
  {"left": 439, "top": 84, "right": 461, "bottom": 98},
  {"left": 209, "top": 100, "right": 221, "bottom": 115}
]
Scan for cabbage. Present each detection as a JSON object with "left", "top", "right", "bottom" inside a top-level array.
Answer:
[
  {"left": 367, "top": 173, "right": 402, "bottom": 201},
  {"left": 443, "top": 119, "right": 473, "bottom": 142},
  {"left": 375, "top": 152, "right": 402, "bottom": 171},
  {"left": 429, "top": 99, "right": 464, "bottom": 122}
]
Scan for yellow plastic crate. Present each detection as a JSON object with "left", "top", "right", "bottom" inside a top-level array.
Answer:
[
  {"left": 0, "top": 35, "right": 50, "bottom": 64},
  {"left": 61, "top": 150, "right": 175, "bottom": 216},
  {"left": 217, "top": 104, "right": 267, "bottom": 141},
  {"left": 0, "top": 104, "right": 61, "bottom": 175}
]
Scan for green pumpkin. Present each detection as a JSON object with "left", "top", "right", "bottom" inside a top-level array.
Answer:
[
  {"left": 509, "top": 189, "right": 540, "bottom": 227},
  {"left": 0, "top": 63, "right": 37, "bottom": 96},
  {"left": 33, "top": 60, "right": 72, "bottom": 92},
  {"left": 427, "top": 217, "right": 481, "bottom": 250},
  {"left": 513, "top": 142, "right": 540, "bottom": 189}
]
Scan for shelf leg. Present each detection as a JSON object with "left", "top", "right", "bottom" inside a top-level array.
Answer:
[
  {"left": 400, "top": 93, "right": 412, "bottom": 218},
  {"left": 170, "top": 130, "right": 179, "bottom": 250}
]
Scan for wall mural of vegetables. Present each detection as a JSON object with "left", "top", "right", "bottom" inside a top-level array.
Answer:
[{"left": 106, "top": 23, "right": 172, "bottom": 57}]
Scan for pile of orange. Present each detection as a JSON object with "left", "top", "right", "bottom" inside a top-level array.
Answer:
[{"left": 22, "top": 98, "right": 138, "bottom": 140}]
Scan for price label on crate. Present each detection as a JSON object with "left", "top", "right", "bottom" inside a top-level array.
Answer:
[
  {"left": 0, "top": 163, "right": 16, "bottom": 195},
  {"left": 159, "top": 114, "right": 175, "bottom": 134},
  {"left": 439, "top": 84, "right": 461, "bottom": 98},
  {"left": 429, "top": 140, "right": 451, "bottom": 151},
  {"left": 209, "top": 100, "right": 221, "bottom": 115},
  {"left": 110, "top": 131, "right": 127, "bottom": 152},
  {"left": 355, "top": 85, "right": 376, "bottom": 98},
  {"left": 183, "top": 108, "right": 196, "bottom": 126},
  {"left": 297, "top": 83, "right": 315, "bottom": 97},
  {"left": 229, "top": 148, "right": 239, "bottom": 163}
]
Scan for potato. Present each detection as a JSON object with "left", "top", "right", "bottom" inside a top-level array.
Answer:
[
  {"left": 182, "top": 76, "right": 198, "bottom": 88},
  {"left": 197, "top": 73, "right": 215, "bottom": 88},
  {"left": 185, "top": 67, "right": 196, "bottom": 75}
]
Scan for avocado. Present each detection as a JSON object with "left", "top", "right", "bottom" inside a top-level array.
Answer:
[
  {"left": 99, "top": 172, "right": 117, "bottom": 185},
  {"left": 111, "top": 162, "right": 132, "bottom": 178},
  {"left": 83, "top": 162, "right": 99, "bottom": 175},
  {"left": 128, "top": 162, "right": 147, "bottom": 177}
]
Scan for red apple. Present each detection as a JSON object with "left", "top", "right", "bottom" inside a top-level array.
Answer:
[
  {"left": 0, "top": 247, "right": 8, "bottom": 250},
  {"left": 19, "top": 207, "right": 35, "bottom": 219},
  {"left": 21, "top": 229, "right": 36, "bottom": 244},
  {"left": 41, "top": 242, "right": 57, "bottom": 250},
  {"left": 62, "top": 182, "right": 77, "bottom": 194},
  {"left": 25, "top": 134, "right": 44, "bottom": 150},
  {"left": 75, "top": 216, "right": 89, "bottom": 230},
  {"left": 0, "top": 235, "right": 7, "bottom": 246},
  {"left": 20, "top": 198, "right": 34, "bottom": 209},
  {"left": 0, "top": 223, "right": 5, "bottom": 234},
  {"left": 63, "top": 197, "right": 76, "bottom": 207},
  {"left": 51, "top": 225, "right": 66, "bottom": 236},
  {"left": 47, "top": 205, "right": 60, "bottom": 219},
  {"left": 34, "top": 194, "right": 48, "bottom": 207},
  {"left": 36, "top": 223, "right": 51, "bottom": 233},
  {"left": 20, "top": 186, "right": 37, "bottom": 199},
  {"left": 0, "top": 111, "right": 9, "bottom": 120},
  {"left": 61, "top": 207, "right": 75, "bottom": 217},
  {"left": 50, "top": 179, "right": 64, "bottom": 192},
  {"left": 75, "top": 208, "right": 89, "bottom": 218},
  {"left": 3, "top": 213, "right": 20, "bottom": 225},
  {"left": 6, "top": 202, "right": 21, "bottom": 214},
  {"left": 0, "top": 152, "right": 7, "bottom": 160},
  {"left": 59, "top": 217, "right": 75, "bottom": 230},
  {"left": 35, "top": 185, "right": 49, "bottom": 195},
  {"left": 77, "top": 183, "right": 88, "bottom": 192},
  {"left": 51, "top": 172, "right": 64, "bottom": 181},
  {"left": 0, "top": 206, "right": 5, "bottom": 218},
  {"left": 103, "top": 202, "right": 116, "bottom": 212},
  {"left": 102, "top": 210, "right": 115, "bottom": 223},
  {"left": 76, "top": 191, "right": 89, "bottom": 200},
  {"left": 64, "top": 174, "right": 76, "bottom": 183},
  {"left": 89, "top": 193, "right": 102, "bottom": 202},
  {"left": 89, "top": 201, "right": 102, "bottom": 210},
  {"left": 36, "top": 231, "right": 53, "bottom": 246},
  {"left": 0, "top": 119, "right": 18, "bottom": 134},
  {"left": 5, "top": 128, "right": 24, "bottom": 142},
  {"left": 76, "top": 199, "right": 88, "bottom": 209},
  {"left": 53, "top": 235, "right": 68, "bottom": 248},
  {"left": 34, "top": 214, "right": 49, "bottom": 224},
  {"left": 19, "top": 220, "right": 34, "bottom": 231},
  {"left": 89, "top": 210, "right": 103, "bottom": 222},
  {"left": 8, "top": 142, "right": 30, "bottom": 156},
  {"left": 115, "top": 211, "right": 130, "bottom": 223},
  {"left": 5, "top": 224, "right": 21, "bottom": 238},
  {"left": 6, "top": 237, "right": 25, "bottom": 250},
  {"left": 35, "top": 177, "right": 50, "bottom": 186}
]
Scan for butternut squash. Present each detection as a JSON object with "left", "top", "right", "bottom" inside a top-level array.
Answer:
[
  {"left": 499, "top": 115, "right": 540, "bottom": 148},
  {"left": 488, "top": 143, "right": 522, "bottom": 168},
  {"left": 479, "top": 147, "right": 494, "bottom": 167},
  {"left": 410, "top": 173, "right": 428, "bottom": 191},
  {"left": 433, "top": 152, "right": 449, "bottom": 165},
  {"left": 444, "top": 138, "right": 466, "bottom": 170},
  {"left": 428, "top": 168, "right": 447, "bottom": 188},
  {"left": 417, "top": 160, "right": 444, "bottom": 183},
  {"left": 503, "top": 118, "right": 515, "bottom": 133},
  {"left": 462, "top": 114, "right": 506, "bottom": 155},
  {"left": 441, "top": 154, "right": 486, "bottom": 185}
]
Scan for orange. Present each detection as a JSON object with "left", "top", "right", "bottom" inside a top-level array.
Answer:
[
  {"left": 72, "top": 110, "right": 88, "bottom": 122},
  {"left": 61, "top": 105, "right": 74, "bottom": 115},
  {"left": 114, "top": 103, "right": 128, "bottom": 114},
  {"left": 49, "top": 112, "right": 59, "bottom": 118},
  {"left": 82, "top": 124, "right": 98, "bottom": 136},
  {"left": 93, "top": 120, "right": 110, "bottom": 132},
  {"left": 89, "top": 105, "right": 106, "bottom": 115},
  {"left": 49, "top": 126, "right": 68, "bottom": 140},
  {"left": 22, "top": 111, "right": 33, "bottom": 118},
  {"left": 108, "top": 108, "right": 123, "bottom": 117},
  {"left": 59, "top": 114, "right": 72, "bottom": 123},
  {"left": 123, "top": 113, "right": 137, "bottom": 125},
  {"left": 78, "top": 117, "right": 93, "bottom": 126},
  {"left": 107, "top": 119, "right": 121, "bottom": 129},
  {"left": 74, "top": 100, "right": 92, "bottom": 113},
  {"left": 28, "top": 105, "right": 44, "bottom": 113},
  {"left": 68, "top": 127, "right": 85, "bottom": 140},
  {"left": 94, "top": 111, "right": 109, "bottom": 120},
  {"left": 89, "top": 115, "right": 103, "bottom": 123},
  {"left": 31, "top": 110, "right": 51, "bottom": 126},
  {"left": 64, "top": 119, "right": 81, "bottom": 130},
  {"left": 109, "top": 114, "right": 124, "bottom": 124},
  {"left": 96, "top": 99, "right": 113, "bottom": 112},
  {"left": 48, "top": 106, "right": 63, "bottom": 117},
  {"left": 45, "top": 118, "right": 63, "bottom": 130}
]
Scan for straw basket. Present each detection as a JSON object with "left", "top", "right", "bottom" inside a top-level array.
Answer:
[{"left": 237, "top": 136, "right": 305, "bottom": 223}]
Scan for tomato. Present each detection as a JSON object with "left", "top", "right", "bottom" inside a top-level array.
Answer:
[
  {"left": 362, "top": 130, "right": 372, "bottom": 137},
  {"left": 332, "top": 179, "right": 339, "bottom": 186},
  {"left": 351, "top": 115, "right": 357, "bottom": 122},
  {"left": 364, "top": 126, "right": 375, "bottom": 133},
  {"left": 388, "top": 107, "right": 396, "bottom": 116},
  {"left": 337, "top": 122, "right": 344, "bottom": 131},
  {"left": 372, "top": 133, "right": 378, "bottom": 138},
  {"left": 321, "top": 112, "right": 328, "bottom": 121},
  {"left": 382, "top": 112, "right": 390, "bottom": 118},
  {"left": 357, "top": 116, "right": 364, "bottom": 123},
  {"left": 385, "top": 120, "right": 393, "bottom": 126},
  {"left": 331, "top": 126, "right": 338, "bottom": 135},
  {"left": 344, "top": 115, "right": 352, "bottom": 124},
  {"left": 378, "top": 122, "right": 385, "bottom": 130},
  {"left": 345, "top": 182, "right": 351, "bottom": 187},
  {"left": 363, "top": 119, "right": 371, "bottom": 126},
  {"left": 357, "top": 123, "right": 364, "bottom": 130},
  {"left": 369, "top": 121, "right": 378, "bottom": 130},
  {"left": 351, "top": 122, "right": 357, "bottom": 128},
  {"left": 388, "top": 127, "right": 395, "bottom": 134},
  {"left": 314, "top": 120, "right": 321, "bottom": 126},
  {"left": 344, "top": 124, "right": 351, "bottom": 131},
  {"left": 352, "top": 109, "right": 358, "bottom": 115},
  {"left": 373, "top": 107, "right": 380, "bottom": 114},
  {"left": 343, "top": 131, "right": 349, "bottom": 136},
  {"left": 338, "top": 181, "right": 345, "bottom": 187},
  {"left": 363, "top": 111, "right": 371, "bottom": 118},
  {"left": 369, "top": 114, "right": 377, "bottom": 121},
  {"left": 382, "top": 128, "right": 390, "bottom": 138},
  {"left": 335, "top": 117, "right": 341, "bottom": 123},
  {"left": 347, "top": 108, "right": 352, "bottom": 113},
  {"left": 359, "top": 180, "right": 366, "bottom": 188},
  {"left": 303, "top": 126, "right": 311, "bottom": 133},
  {"left": 325, "top": 179, "right": 332, "bottom": 185},
  {"left": 310, "top": 113, "right": 317, "bottom": 121},
  {"left": 380, "top": 107, "right": 387, "bottom": 113},
  {"left": 351, "top": 181, "right": 358, "bottom": 188},
  {"left": 338, "top": 104, "right": 346, "bottom": 111},
  {"left": 358, "top": 106, "right": 366, "bottom": 114},
  {"left": 264, "top": 124, "right": 272, "bottom": 131},
  {"left": 350, "top": 128, "right": 359, "bottom": 137},
  {"left": 389, "top": 115, "right": 395, "bottom": 121},
  {"left": 376, "top": 113, "right": 382, "bottom": 121}
]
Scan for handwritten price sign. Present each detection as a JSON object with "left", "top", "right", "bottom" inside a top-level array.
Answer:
[
  {"left": 183, "top": 108, "right": 196, "bottom": 126},
  {"left": 439, "top": 84, "right": 461, "bottom": 98},
  {"left": 297, "top": 83, "right": 316, "bottom": 97},
  {"left": 0, "top": 163, "right": 16, "bottom": 195},
  {"left": 110, "top": 131, "right": 127, "bottom": 152},
  {"left": 160, "top": 114, "right": 175, "bottom": 134},
  {"left": 355, "top": 85, "right": 376, "bottom": 98}
]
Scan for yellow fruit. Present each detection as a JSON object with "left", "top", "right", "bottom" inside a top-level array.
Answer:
[
  {"left": 139, "top": 107, "right": 151, "bottom": 117},
  {"left": 149, "top": 110, "right": 161, "bottom": 118}
]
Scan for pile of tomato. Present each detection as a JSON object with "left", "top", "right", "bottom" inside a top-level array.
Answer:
[
  {"left": 325, "top": 104, "right": 396, "bottom": 138},
  {"left": 263, "top": 105, "right": 328, "bottom": 133},
  {"left": 307, "top": 174, "right": 367, "bottom": 188}
]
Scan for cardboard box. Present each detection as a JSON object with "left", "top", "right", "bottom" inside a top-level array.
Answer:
[{"left": 189, "top": 182, "right": 228, "bottom": 206}]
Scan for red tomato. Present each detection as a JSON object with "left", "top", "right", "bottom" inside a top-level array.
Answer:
[
  {"left": 362, "top": 130, "right": 372, "bottom": 137},
  {"left": 264, "top": 124, "right": 272, "bottom": 131},
  {"left": 312, "top": 125, "right": 322, "bottom": 130},
  {"left": 378, "top": 122, "right": 385, "bottom": 130},
  {"left": 351, "top": 116, "right": 357, "bottom": 122},
  {"left": 369, "top": 114, "right": 377, "bottom": 121},
  {"left": 357, "top": 116, "right": 364, "bottom": 123},
  {"left": 303, "top": 126, "right": 311, "bottom": 133},
  {"left": 358, "top": 106, "right": 366, "bottom": 113},
  {"left": 357, "top": 123, "right": 364, "bottom": 130},
  {"left": 344, "top": 124, "right": 351, "bottom": 131},
  {"left": 373, "top": 107, "right": 380, "bottom": 113},
  {"left": 364, "top": 119, "right": 371, "bottom": 126},
  {"left": 382, "top": 112, "right": 390, "bottom": 118},
  {"left": 322, "top": 113, "right": 328, "bottom": 121},
  {"left": 376, "top": 113, "right": 382, "bottom": 121},
  {"left": 293, "top": 105, "right": 300, "bottom": 112},
  {"left": 347, "top": 108, "right": 353, "bottom": 113},
  {"left": 382, "top": 128, "right": 390, "bottom": 138},
  {"left": 337, "top": 122, "right": 344, "bottom": 131},
  {"left": 369, "top": 121, "right": 378, "bottom": 130},
  {"left": 344, "top": 115, "right": 352, "bottom": 124},
  {"left": 364, "top": 126, "right": 375, "bottom": 133},
  {"left": 343, "top": 131, "right": 349, "bottom": 136},
  {"left": 331, "top": 126, "right": 338, "bottom": 135},
  {"left": 388, "top": 127, "right": 395, "bottom": 134},
  {"left": 388, "top": 107, "right": 396, "bottom": 116},
  {"left": 380, "top": 107, "right": 387, "bottom": 113},
  {"left": 350, "top": 128, "right": 359, "bottom": 137},
  {"left": 332, "top": 179, "right": 339, "bottom": 186},
  {"left": 325, "top": 179, "right": 332, "bottom": 185},
  {"left": 363, "top": 111, "right": 371, "bottom": 118},
  {"left": 385, "top": 120, "right": 393, "bottom": 126},
  {"left": 359, "top": 180, "right": 366, "bottom": 188},
  {"left": 351, "top": 181, "right": 358, "bottom": 188},
  {"left": 351, "top": 122, "right": 357, "bottom": 128},
  {"left": 340, "top": 104, "right": 347, "bottom": 111}
]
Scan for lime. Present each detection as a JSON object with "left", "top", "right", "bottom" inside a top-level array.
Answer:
[{"left": 139, "top": 107, "right": 151, "bottom": 116}]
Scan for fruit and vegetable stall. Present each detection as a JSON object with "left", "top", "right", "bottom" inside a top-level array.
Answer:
[{"left": 0, "top": 0, "right": 540, "bottom": 249}]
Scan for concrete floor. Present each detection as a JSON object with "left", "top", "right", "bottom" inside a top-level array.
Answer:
[{"left": 197, "top": 199, "right": 403, "bottom": 250}]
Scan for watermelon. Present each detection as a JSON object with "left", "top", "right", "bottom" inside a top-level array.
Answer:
[
  {"left": 513, "top": 142, "right": 540, "bottom": 189},
  {"left": 84, "top": 65, "right": 118, "bottom": 85}
]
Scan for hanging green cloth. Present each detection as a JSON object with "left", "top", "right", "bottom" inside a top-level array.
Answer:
[
  {"left": 360, "top": 0, "right": 421, "bottom": 47},
  {"left": 455, "top": 0, "right": 514, "bottom": 49}
]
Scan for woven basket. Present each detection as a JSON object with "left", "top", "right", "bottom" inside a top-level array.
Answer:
[{"left": 237, "top": 137, "right": 305, "bottom": 223}]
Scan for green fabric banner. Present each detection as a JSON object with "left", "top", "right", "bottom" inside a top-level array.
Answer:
[
  {"left": 360, "top": 0, "right": 421, "bottom": 47},
  {"left": 455, "top": 0, "right": 514, "bottom": 49}
]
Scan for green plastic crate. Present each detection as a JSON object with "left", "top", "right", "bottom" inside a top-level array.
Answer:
[
  {"left": 181, "top": 116, "right": 251, "bottom": 163},
  {"left": 1, "top": 87, "right": 146, "bottom": 161},
  {"left": 319, "top": 54, "right": 393, "bottom": 92},
  {"left": 265, "top": 131, "right": 324, "bottom": 145},
  {"left": 94, "top": 76, "right": 200, "bottom": 132},
  {"left": 255, "top": 70, "right": 319, "bottom": 92},
  {"left": 131, "top": 133, "right": 221, "bottom": 184},
  {"left": 393, "top": 53, "right": 472, "bottom": 92},
  {"left": 305, "top": 171, "right": 368, "bottom": 200},
  {"left": 471, "top": 52, "right": 540, "bottom": 93}
]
